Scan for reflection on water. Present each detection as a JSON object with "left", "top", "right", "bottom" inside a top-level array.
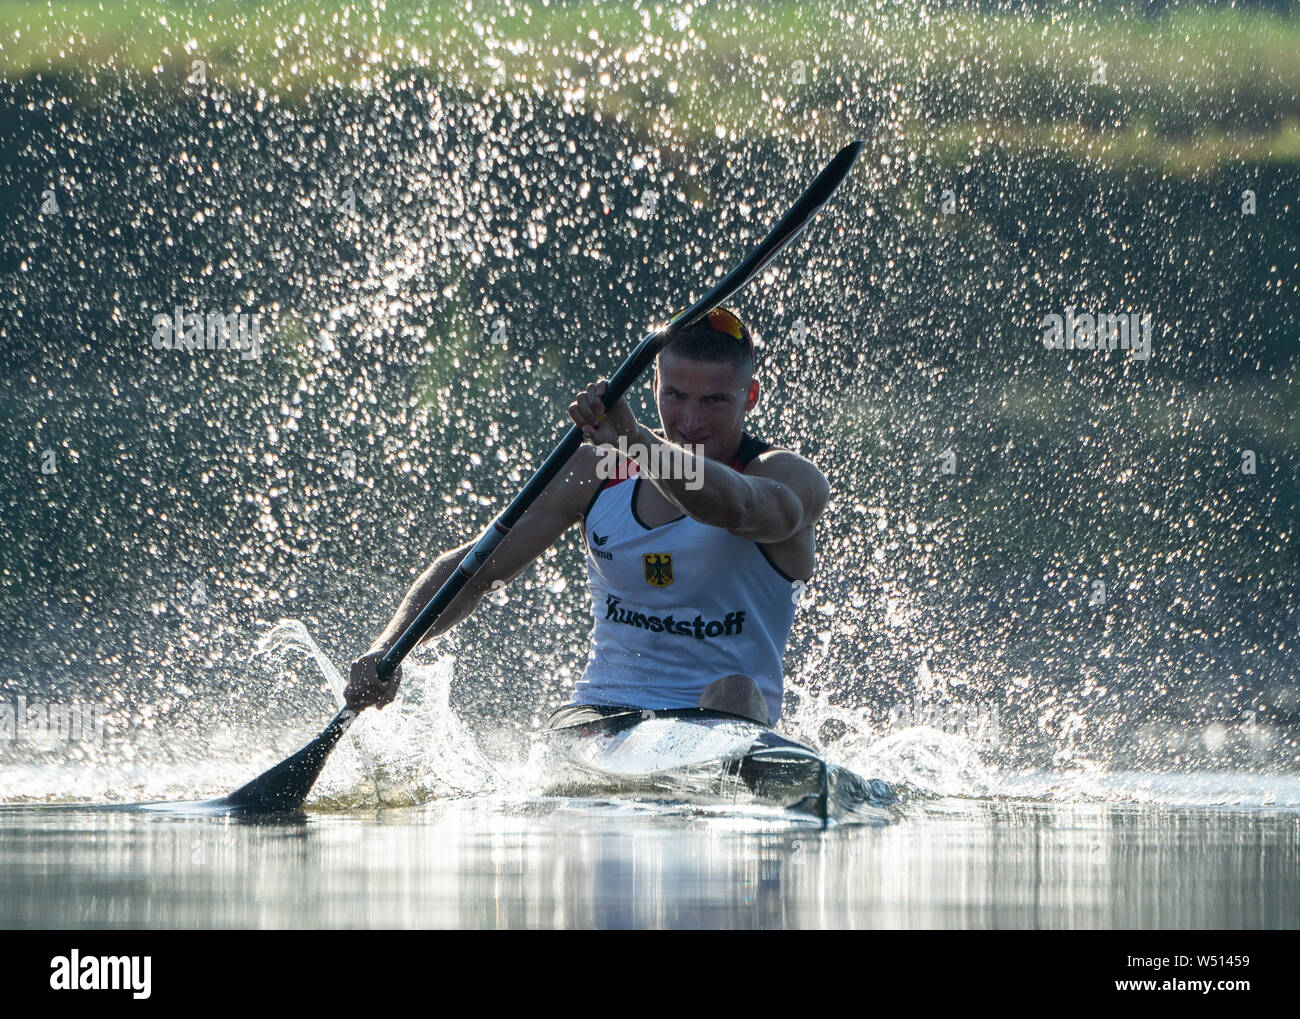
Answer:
[{"left": 0, "top": 798, "right": 1295, "bottom": 929}]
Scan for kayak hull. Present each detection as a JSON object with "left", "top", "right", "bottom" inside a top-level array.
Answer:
[{"left": 536, "top": 708, "right": 897, "bottom": 825}]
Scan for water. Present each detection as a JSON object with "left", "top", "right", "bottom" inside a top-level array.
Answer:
[{"left": 1, "top": 796, "right": 1295, "bottom": 929}]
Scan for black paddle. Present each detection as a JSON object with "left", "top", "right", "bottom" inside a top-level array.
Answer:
[{"left": 218, "top": 139, "right": 866, "bottom": 812}]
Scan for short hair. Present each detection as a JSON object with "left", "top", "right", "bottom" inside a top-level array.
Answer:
[{"left": 658, "top": 306, "right": 755, "bottom": 380}]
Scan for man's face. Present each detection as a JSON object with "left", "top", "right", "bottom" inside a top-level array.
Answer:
[{"left": 653, "top": 349, "right": 758, "bottom": 462}]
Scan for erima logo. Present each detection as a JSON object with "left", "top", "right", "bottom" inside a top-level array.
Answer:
[
  {"left": 49, "top": 950, "right": 151, "bottom": 999},
  {"left": 588, "top": 531, "right": 613, "bottom": 560},
  {"left": 605, "top": 595, "right": 744, "bottom": 638}
]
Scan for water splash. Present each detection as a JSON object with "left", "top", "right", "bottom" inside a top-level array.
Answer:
[{"left": 252, "top": 619, "right": 502, "bottom": 808}]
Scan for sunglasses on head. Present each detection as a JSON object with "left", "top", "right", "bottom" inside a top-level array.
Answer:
[{"left": 701, "top": 307, "right": 754, "bottom": 359}]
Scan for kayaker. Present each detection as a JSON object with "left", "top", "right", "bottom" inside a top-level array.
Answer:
[{"left": 344, "top": 307, "right": 828, "bottom": 726}]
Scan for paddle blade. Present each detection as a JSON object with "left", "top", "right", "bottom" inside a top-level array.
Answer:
[{"left": 218, "top": 708, "right": 357, "bottom": 811}]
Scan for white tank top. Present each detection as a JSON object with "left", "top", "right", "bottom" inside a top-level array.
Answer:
[{"left": 573, "top": 434, "right": 800, "bottom": 723}]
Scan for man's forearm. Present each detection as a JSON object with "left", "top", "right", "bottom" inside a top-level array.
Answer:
[
  {"left": 628, "top": 423, "right": 753, "bottom": 529},
  {"left": 368, "top": 542, "right": 479, "bottom": 655}
]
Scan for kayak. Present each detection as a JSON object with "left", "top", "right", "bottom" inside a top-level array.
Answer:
[{"left": 536, "top": 707, "right": 898, "bottom": 825}]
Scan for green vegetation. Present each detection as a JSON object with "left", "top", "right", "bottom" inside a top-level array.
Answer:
[{"left": 1, "top": 1, "right": 1296, "bottom": 174}]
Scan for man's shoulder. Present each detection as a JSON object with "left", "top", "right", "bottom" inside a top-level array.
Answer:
[
  {"left": 739, "top": 440, "right": 825, "bottom": 482},
  {"left": 741, "top": 442, "right": 830, "bottom": 525},
  {"left": 542, "top": 442, "right": 608, "bottom": 519},
  {"left": 568, "top": 440, "right": 602, "bottom": 474}
]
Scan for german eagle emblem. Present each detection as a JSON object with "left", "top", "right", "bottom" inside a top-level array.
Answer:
[{"left": 643, "top": 553, "right": 673, "bottom": 587}]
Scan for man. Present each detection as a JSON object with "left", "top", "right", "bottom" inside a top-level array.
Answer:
[{"left": 344, "top": 306, "right": 829, "bottom": 727}]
